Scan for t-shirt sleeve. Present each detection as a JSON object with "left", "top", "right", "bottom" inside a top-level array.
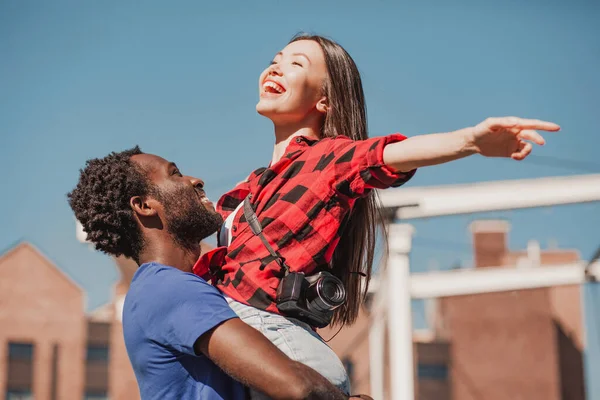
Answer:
[
  {"left": 146, "top": 272, "right": 239, "bottom": 356},
  {"left": 322, "top": 134, "right": 417, "bottom": 198}
]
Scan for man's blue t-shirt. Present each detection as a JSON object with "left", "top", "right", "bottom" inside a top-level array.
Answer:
[{"left": 122, "top": 262, "right": 246, "bottom": 400}]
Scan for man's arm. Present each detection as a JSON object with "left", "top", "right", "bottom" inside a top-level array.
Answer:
[
  {"left": 195, "top": 318, "right": 349, "bottom": 400},
  {"left": 152, "top": 273, "right": 366, "bottom": 399}
]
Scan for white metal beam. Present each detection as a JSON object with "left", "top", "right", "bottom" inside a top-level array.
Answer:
[
  {"left": 409, "top": 261, "right": 600, "bottom": 299},
  {"left": 377, "top": 174, "right": 600, "bottom": 219},
  {"left": 387, "top": 224, "right": 415, "bottom": 400}
]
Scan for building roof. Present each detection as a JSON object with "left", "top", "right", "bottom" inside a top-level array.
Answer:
[{"left": 0, "top": 241, "right": 85, "bottom": 295}]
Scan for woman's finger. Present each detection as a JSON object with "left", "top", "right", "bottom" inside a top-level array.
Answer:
[
  {"left": 515, "top": 119, "right": 560, "bottom": 132},
  {"left": 487, "top": 117, "right": 560, "bottom": 132},
  {"left": 518, "top": 129, "right": 546, "bottom": 146},
  {"left": 511, "top": 141, "right": 533, "bottom": 161}
]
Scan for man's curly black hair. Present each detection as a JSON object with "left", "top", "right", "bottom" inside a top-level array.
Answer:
[{"left": 68, "top": 146, "right": 150, "bottom": 263}]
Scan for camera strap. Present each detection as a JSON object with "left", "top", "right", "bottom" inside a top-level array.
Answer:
[{"left": 242, "top": 195, "right": 290, "bottom": 275}]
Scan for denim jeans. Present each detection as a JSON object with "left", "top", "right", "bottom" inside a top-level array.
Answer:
[{"left": 224, "top": 296, "right": 351, "bottom": 397}]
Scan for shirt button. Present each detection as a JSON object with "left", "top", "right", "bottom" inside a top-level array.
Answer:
[
  {"left": 232, "top": 226, "right": 237, "bottom": 232},
  {"left": 296, "top": 137, "right": 302, "bottom": 144}
]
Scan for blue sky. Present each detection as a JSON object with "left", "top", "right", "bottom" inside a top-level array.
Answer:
[{"left": 1, "top": 0, "right": 599, "bottom": 326}]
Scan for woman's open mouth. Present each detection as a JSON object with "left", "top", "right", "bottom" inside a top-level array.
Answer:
[{"left": 262, "top": 79, "right": 286, "bottom": 97}]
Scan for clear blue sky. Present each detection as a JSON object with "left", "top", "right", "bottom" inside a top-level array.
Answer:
[{"left": 1, "top": 0, "right": 599, "bottom": 327}]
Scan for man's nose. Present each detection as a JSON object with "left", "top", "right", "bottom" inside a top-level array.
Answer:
[{"left": 187, "top": 176, "right": 204, "bottom": 190}]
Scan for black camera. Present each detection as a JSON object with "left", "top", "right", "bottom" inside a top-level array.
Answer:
[{"left": 276, "top": 271, "right": 347, "bottom": 328}]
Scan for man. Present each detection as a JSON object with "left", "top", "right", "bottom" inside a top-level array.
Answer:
[{"left": 68, "top": 146, "right": 365, "bottom": 399}]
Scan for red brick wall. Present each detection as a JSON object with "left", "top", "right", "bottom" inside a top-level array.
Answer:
[
  {"left": 470, "top": 221, "right": 510, "bottom": 268},
  {"left": 441, "top": 289, "right": 561, "bottom": 400},
  {"left": 109, "top": 281, "right": 140, "bottom": 400},
  {"left": 0, "top": 243, "right": 86, "bottom": 400}
]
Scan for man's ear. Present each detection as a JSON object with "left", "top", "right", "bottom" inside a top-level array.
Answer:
[
  {"left": 130, "top": 196, "right": 158, "bottom": 217},
  {"left": 316, "top": 96, "right": 329, "bottom": 114}
]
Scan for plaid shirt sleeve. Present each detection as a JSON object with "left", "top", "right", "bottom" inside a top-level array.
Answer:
[{"left": 324, "top": 133, "right": 416, "bottom": 198}]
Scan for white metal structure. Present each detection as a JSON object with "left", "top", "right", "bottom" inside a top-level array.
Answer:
[
  {"left": 374, "top": 173, "right": 600, "bottom": 400},
  {"left": 378, "top": 173, "right": 600, "bottom": 220},
  {"left": 410, "top": 261, "right": 600, "bottom": 299},
  {"left": 386, "top": 224, "right": 416, "bottom": 400}
]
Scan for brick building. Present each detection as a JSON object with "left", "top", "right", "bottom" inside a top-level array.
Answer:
[
  {"left": 321, "top": 219, "right": 586, "bottom": 400},
  {"left": 437, "top": 220, "right": 585, "bottom": 400},
  {"left": 0, "top": 242, "right": 138, "bottom": 400}
]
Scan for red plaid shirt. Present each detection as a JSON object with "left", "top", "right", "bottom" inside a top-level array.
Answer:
[{"left": 193, "top": 134, "right": 416, "bottom": 313}]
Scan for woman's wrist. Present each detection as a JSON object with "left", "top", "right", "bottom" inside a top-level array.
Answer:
[{"left": 455, "top": 126, "right": 480, "bottom": 156}]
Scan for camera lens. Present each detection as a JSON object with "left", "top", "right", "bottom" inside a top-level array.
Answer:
[
  {"left": 305, "top": 274, "right": 346, "bottom": 312},
  {"left": 319, "top": 277, "right": 345, "bottom": 306}
]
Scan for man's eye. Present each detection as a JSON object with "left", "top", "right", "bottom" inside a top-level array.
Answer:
[
  {"left": 173, "top": 170, "right": 182, "bottom": 176},
  {"left": 292, "top": 61, "right": 302, "bottom": 67}
]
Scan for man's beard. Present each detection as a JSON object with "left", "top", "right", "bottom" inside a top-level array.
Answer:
[{"left": 155, "top": 186, "right": 223, "bottom": 252}]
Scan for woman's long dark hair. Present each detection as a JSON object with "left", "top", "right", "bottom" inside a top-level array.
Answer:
[{"left": 289, "top": 34, "right": 386, "bottom": 326}]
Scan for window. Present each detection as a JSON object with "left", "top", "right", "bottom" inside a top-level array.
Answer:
[
  {"left": 86, "top": 345, "right": 109, "bottom": 362},
  {"left": 85, "top": 331, "right": 109, "bottom": 397},
  {"left": 84, "top": 391, "right": 108, "bottom": 400},
  {"left": 6, "top": 390, "right": 33, "bottom": 400},
  {"left": 8, "top": 343, "right": 33, "bottom": 360},
  {"left": 417, "top": 363, "right": 448, "bottom": 380},
  {"left": 6, "top": 342, "right": 34, "bottom": 397}
]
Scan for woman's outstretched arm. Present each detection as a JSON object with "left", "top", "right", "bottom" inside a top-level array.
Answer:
[{"left": 383, "top": 117, "right": 560, "bottom": 172}]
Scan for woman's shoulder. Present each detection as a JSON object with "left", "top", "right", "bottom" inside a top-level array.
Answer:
[
  {"left": 308, "top": 135, "right": 353, "bottom": 150},
  {"left": 310, "top": 135, "right": 364, "bottom": 155}
]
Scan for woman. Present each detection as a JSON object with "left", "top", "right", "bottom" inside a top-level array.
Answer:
[{"left": 194, "top": 34, "right": 559, "bottom": 395}]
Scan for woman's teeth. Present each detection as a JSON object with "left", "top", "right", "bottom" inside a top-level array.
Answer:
[{"left": 263, "top": 81, "right": 285, "bottom": 94}]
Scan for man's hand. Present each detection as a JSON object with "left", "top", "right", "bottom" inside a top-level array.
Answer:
[
  {"left": 195, "top": 318, "right": 350, "bottom": 400},
  {"left": 467, "top": 117, "right": 560, "bottom": 161}
]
